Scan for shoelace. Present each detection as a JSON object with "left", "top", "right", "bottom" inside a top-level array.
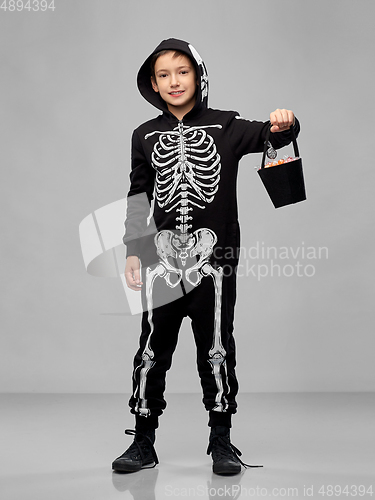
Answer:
[
  {"left": 207, "top": 435, "right": 263, "bottom": 469},
  {"left": 124, "top": 429, "right": 159, "bottom": 466}
]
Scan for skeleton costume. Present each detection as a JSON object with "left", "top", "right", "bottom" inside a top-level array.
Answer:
[{"left": 123, "top": 39, "right": 300, "bottom": 431}]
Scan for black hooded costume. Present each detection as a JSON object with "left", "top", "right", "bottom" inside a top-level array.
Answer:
[{"left": 123, "top": 38, "right": 300, "bottom": 430}]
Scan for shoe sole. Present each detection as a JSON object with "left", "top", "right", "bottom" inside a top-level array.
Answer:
[
  {"left": 112, "top": 461, "right": 156, "bottom": 473},
  {"left": 213, "top": 464, "right": 242, "bottom": 476}
]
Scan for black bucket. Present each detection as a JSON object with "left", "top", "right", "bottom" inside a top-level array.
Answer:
[{"left": 257, "top": 126, "right": 306, "bottom": 209}]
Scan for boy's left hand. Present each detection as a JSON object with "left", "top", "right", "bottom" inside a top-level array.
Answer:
[{"left": 270, "top": 109, "right": 295, "bottom": 133}]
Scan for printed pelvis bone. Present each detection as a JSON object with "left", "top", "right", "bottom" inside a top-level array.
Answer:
[{"left": 148, "top": 227, "right": 218, "bottom": 291}]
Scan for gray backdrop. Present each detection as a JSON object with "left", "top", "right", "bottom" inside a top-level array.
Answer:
[{"left": 1, "top": 0, "right": 374, "bottom": 393}]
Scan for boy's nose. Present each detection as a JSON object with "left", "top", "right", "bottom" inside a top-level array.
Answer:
[{"left": 170, "top": 74, "right": 179, "bottom": 86}]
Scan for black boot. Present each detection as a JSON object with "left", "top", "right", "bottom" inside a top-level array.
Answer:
[
  {"left": 207, "top": 426, "right": 263, "bottom": 476},
  {"left": 112, "top": 429, "right": 158, "bottom": 473}
]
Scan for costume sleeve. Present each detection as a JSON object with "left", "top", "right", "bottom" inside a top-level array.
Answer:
[
  {"left": 227, "top": 112, "right": 300, "bottom": 159},
  {"left": 123, "top": 129, "right": 155, "bottom": 257}
]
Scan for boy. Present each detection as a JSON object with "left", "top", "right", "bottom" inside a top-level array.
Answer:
[{"left": 112, "top": 38, "right": 299, "bottom": 476}]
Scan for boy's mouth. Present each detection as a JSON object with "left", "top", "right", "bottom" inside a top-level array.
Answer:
[{"left": 169, "top": 90, "right": 185, "bottom": 96}]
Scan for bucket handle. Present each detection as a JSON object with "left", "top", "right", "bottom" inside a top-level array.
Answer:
[{"left": 260, "top": 124, "right": 300, "bottom": 169}]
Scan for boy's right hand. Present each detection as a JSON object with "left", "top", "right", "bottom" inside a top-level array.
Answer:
[{"left": 125, "top": 256, "right": 143, "bottom": 291}]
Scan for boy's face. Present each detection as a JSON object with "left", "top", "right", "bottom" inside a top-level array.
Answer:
[{"left": 151, "top": 52, "right": 198, "bottom": 118}]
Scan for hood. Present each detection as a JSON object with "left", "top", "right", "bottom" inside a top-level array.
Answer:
[{"left": 137, "top": 38, "right": 209, "bottom": 117}]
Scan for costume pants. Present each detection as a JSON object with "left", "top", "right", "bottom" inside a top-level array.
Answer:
[{"left": 128, "top": 262, "right": 239, "bottom": 430}]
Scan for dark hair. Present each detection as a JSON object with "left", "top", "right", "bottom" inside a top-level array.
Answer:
[{"left": 150, "top": 49, "right": 195, "bottom": 80}]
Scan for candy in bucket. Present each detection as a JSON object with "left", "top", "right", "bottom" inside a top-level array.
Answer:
[{"left": 261, "top": 155, "right": 300, "bottom": 169}]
